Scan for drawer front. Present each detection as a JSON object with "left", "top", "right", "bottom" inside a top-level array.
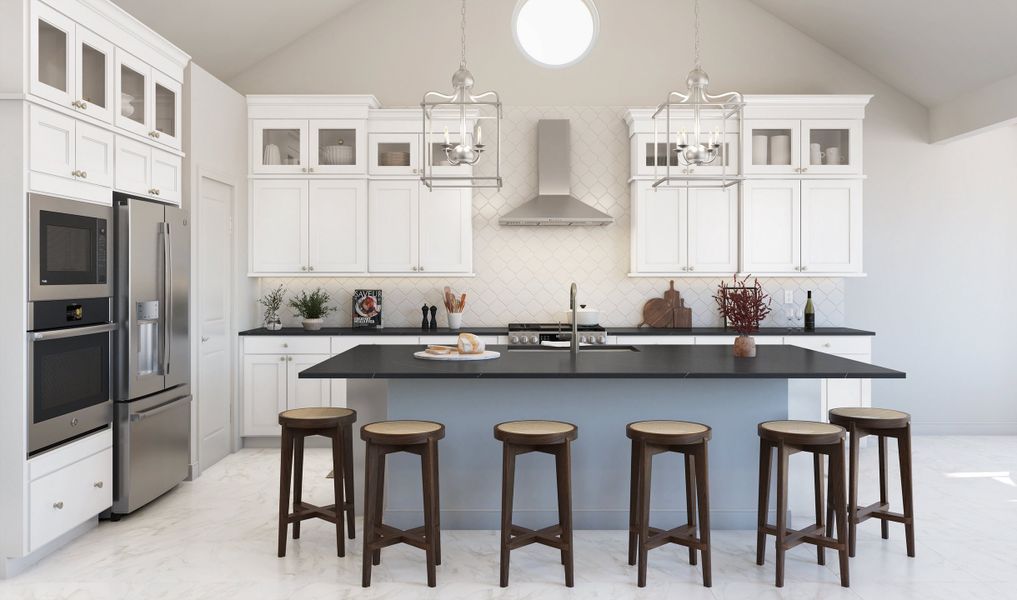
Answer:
[
  {"left": 695, "top": 336, "right": 784, "bottom": 345},
  {"left": 30, "top": 447, "right": 113, "bottom": 551},
  {"left": 615, "top": 336, "right": 695, "bottom": 345},
  {"left": 786, "top": 336, "right": 871, "bottom": 355},
  {"left": 29, "top": 428, "right": 112, "bottom": 481},
  {"left": 331, "top": 336, "right": 421, "bottom": 353},
  {"left": 244, "top": 336, "right": 331, "bottom": 355}
]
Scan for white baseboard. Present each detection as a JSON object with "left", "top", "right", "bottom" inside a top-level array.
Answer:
[{"left": 913, "top": 422, "right": 1017, "bottom": 435}]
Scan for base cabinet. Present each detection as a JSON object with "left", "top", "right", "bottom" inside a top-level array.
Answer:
[{"left": 241, "top": 338, "right": 335, "bottom": 436}]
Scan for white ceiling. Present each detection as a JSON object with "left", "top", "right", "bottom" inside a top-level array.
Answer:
[
  {"left": 747, "top": 0, "right": 1017, "bottom": 107},
  {"left": 111, "top": 0, "right": 362, "bottom": 81}
]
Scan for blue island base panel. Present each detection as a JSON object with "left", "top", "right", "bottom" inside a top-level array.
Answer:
[{"left": 376, "top": 378, "right": 788, "bottom": 531}]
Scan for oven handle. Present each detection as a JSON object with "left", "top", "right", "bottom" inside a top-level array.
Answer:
[{"left": 30, "top": 323, "right": 117, "bottom": 341}]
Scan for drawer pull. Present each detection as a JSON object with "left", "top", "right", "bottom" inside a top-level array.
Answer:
[
  {"left": 823, "top": 343, "right": 831, "bottom": 348},
  {"left": 94, "top": 481, "right": 104, "bottom": 489},
  {"left": 53, "top": 501, "right": 64, "bottom": 510}
]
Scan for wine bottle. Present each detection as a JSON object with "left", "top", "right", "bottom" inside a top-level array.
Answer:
[{"left": 804, "top": 291, "right": 816, "bottom": 331}]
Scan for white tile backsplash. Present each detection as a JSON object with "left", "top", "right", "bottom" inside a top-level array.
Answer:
[{"left": 255, "top": 106, "right": 845, "bottom": 329}]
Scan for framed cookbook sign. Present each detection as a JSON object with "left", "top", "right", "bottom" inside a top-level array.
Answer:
[{"left": 352, "top": 290, "right": 382, "bottom": 328}]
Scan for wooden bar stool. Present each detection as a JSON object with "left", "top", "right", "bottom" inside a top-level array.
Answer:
[
  {"left": 494, "top": 420, "right": 578, "bottom": 588},
  {"left": 277, "top": 407, "right": 357, "bottom": 558},
  {"left": 756, "top": 420, "right": 850, "bottom": 588},
  {"left": 360, "top": 420, "right": 444, "bottom": 588},
  {"left": 828, "top": 407, "right": 915, "bottom": 558},
  {"left": 627, "top": 420, "right": 712, "bottom": 588}
]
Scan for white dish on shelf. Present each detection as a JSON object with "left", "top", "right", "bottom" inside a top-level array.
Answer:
[{"left": 321, "top": 145, "right": 354, "bottom": 165}]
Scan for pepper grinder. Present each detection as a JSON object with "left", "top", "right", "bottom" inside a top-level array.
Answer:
[
  {"left": 421, "top": 304, "right": 430, "bottom": 329},
  {"left": 428, "top": 305, "right": 438, "bottom": 329}
]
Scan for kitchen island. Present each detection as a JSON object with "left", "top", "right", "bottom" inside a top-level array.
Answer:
[{"left": 301, "top": 344, "right": 904, "bottom": 530}]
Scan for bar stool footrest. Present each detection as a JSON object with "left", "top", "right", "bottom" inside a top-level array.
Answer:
[
  {"left": 367, "top": 523, "right": 430, "bottom": 552},
  {"left": 760, "top": 523, "right": 845, "bottom": 551},
  {"left": 287, "top": 501, "right": 339, "bottom": 525},
  {"left": 508, "top": 524, "right": 566, "bottom": 551}
]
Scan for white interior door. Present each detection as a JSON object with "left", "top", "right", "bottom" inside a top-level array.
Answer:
[
  {"left": 741, "top": 180, "right": 801, "bottom": 273},
  {"left": 196, "top": 175, "right": 234, "bottom": 471},
  {"left": 368, "top": 180, "right": 418, "bottom": 272}
]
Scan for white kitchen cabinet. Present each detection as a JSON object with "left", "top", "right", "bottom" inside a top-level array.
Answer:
[
  {"left": 252, "top": 119, "right": 307, "bottom": 174},
  {"left": 74, "top": 25, "right": 115, "bottom": 123},
  {"left": 631, "top": 129, "right": 739, "bottom": 179},
  {"left": 115, "top": 49, "right": 182, "bottom": 150},
  {"left": 308, "top": 180, "right": 368, "bottom": 273},
  {"left": 114, "top": 135, "right": 182, "bottom": 204},
  {"left": 241, "top": 354, "right": 288, "bottom": 436},
  {"left": 253, "top": 119, "right": 366, "bottom": 174},
  {"left": 29, "top": 2, "right": 76, "bottom": 110},
  {"left": 785, "top": 337, "right": 872, "bottom": 419},
  {"left": 368, "top": 180, "right": 472, "bottom": 274},
  {"left": 630, "top": 181, "right": 736, "bottom": 275},
  {"left": 744, "top": 118, "right": 861, "bottom": 176},
  {"left": 286, "top": 354, "right": 332, "bottom": 409},
  {"left": 369, "top": 132, "right": 420, "bottom": 176},
  {"left": 742, "top": 179, "right": 861, "bottom": 275},
  {"left": 29, "top": 104, "right": 114, "bottom": 203},
  {"left": 310, "top": 120, "right": 366, "bottom": 174},
  {"left": 250, "top": 179, "right": 307, "bottom": 273},
  {"left": 250, "top": 179, "right": 368, "bottom": 274}
]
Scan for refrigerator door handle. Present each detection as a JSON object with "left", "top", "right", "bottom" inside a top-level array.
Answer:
[
  {"left": 129, "top": 395, "right": 191, "bottom": 422},
  {"left": 163, "top": 221, "right": 172, "bottom": 376}
]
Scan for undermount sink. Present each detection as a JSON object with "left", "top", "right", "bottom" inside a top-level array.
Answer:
[{"left": 509, "top": 345, "right": 641, "bottom": 352}]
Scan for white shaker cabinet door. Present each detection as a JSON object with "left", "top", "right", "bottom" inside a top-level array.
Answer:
[
  {"left": 687, "top": 186, "right": 738, "bottom": 273},
  {"left": 286, "top": 355, "right": 332, "bottom": 410},
  {"left": 741, "top": 180, "right": 801, "bottom": 273},
  {"left": 368, "top": 180, "right": 418, "bottom": 273},
  {"left": 308, "top": 180, "right": 367, "bottom": 273},
  {"left": 241, "top": 354, "right": 287, "bottom": 436},
  {"left": 250, "top": 180, "right": 308, "bottom": 274},
  {"left": 800, "top": 180, "right": 862, "bottom": 274},
  {"left": 418, "top": 187, "right": 472, "bottom": 273},
  {"left": 74, "top": 120, "right": 115, "bottom": 188},
  {"left": 632, "top": 181, "right": 685, "bottom": 273},
  {"left": 114, "top": 135, "right": 151, "bottom": 196},
  {"left": 150, "top": 148, "right": 182, "bottom": 205},
  {"left": 29, "top": 105, "right": 76, "bottom": 180}
]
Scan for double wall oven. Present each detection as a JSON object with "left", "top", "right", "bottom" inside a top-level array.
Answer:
[{"left": 27, "top": 194, "right": 115, "bottom": 454}]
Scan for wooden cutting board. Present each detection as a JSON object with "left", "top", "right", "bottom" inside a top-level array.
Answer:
[{"left": 639, "top": 280, "right": 692, "bottom": 328}]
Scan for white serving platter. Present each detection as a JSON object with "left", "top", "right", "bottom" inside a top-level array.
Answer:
[{"left": 413, "top": 350, "right": 501, "bottom": 361}]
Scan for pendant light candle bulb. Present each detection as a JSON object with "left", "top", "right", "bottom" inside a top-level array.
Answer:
[{"left": 444, "top": 126, "right": 451, "bottom": 145}]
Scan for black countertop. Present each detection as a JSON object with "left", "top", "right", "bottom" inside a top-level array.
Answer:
[
  {"left": 299, "top": 344, "right": 904, "bottom": 380},
  {"left": 240, "top": 326, "right": 874, "bottom": 337}
]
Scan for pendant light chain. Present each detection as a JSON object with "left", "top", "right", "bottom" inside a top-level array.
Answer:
[
  {"left": 693, "top": 0, "right": 702, "bottom": 70},
  {"left": 460, "top": 0, "right": 468, "bottom": 68}
]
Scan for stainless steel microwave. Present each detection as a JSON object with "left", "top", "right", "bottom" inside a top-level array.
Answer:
[{"left": 28, "top": 193, "right": 112, "bottom": 301}]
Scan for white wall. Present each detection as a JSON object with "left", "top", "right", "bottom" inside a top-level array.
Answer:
[
  {"left": 184, "top": 64, "right": 251, "bottom": 470},
  {"left": 229, "top": 0, "right": 1017, "bottom": 433}
]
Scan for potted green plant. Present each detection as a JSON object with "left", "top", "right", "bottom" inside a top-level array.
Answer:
[
  {"left": 258, "top": 285, "right": 286, "bottom": 331},
  {"left": 289, "top": 288, "right": 335, "bottom": 331},
  {"left": 713, "top": 275, "right": 772, "bottom": 357}
]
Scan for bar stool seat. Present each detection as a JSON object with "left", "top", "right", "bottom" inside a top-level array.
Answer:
[
  {"left": 495, "top": 420, "right": 577, "bottom": 588},
  {"left": 361, "top": 420, "right": 445, "bottom": 588},
  {"left": 829, "top": 407, "right": 915, "bottom": 558},
  {"left": 757, "top": 420, "right": 850, "bottom": 588},
  {"left": 627, "top": 420, "right": 712, "bottom": 588},
  {"left": 277, "top": 407, "right": 357, "bottom": 559}
]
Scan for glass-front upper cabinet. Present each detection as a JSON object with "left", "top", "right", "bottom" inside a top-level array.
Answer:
[
  {"left": 368, "top": 133, "right": 420, "bottom": 176},
  {"left": 252, "top": 119, "right": 308, "bottom": 174},
  {"left": 30, "top": 3, "right": 75, "bottom": 108},
  {"left": 632, "top": 127, "right": 739, "bottom": 178},
  {"left": 310, "top": 120, "right": 366, "bottom": 174},
  {"left": 801, "top": 119, "right": 861, "bottom": 174},
  {"left": 115, "top": 49, "right": 148, "bottom": 137},
  {"left": 743, "top": 119, "right": 801, "bottom": 175},
  {"left": 75, "top": 27, "right": 114, "bottom": 123},
  {"left": 151, "top": 70, "right": 182, "bottom": 149}
]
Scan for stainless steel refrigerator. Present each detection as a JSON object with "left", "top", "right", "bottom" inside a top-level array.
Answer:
[{"left": 112, "top": 192, "right": 191, "bottom": 515}]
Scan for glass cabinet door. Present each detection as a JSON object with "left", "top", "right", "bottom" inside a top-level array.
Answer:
[
  {"left": 310, "top": 120, "right": 366, "bottom": 174},
  {"left": 801, "top": 120, "right": 861, "bottom": 174},
  {"left": 368, "top": 133, "right": 420, "bottom": 176},
  {"left": 30, "top": 3, "right": 75, "bottom": 107},
  {"left": 75, "top": 27, "right": 114, "bottom": 123},
  {"left": 424, "top": 124, "right": 476, "bottom": 177},
  {"left": 252, "top": 119, "right": 308, "bottom": 174},
  {"left": 150, "top": 70, "right": 182, "bottom": 149},
  {"left": 743, "top": 119, "right": 801, "bottom": 174},
  {"left": 115, "top": 50, "right": 149, "bottom": 137}
]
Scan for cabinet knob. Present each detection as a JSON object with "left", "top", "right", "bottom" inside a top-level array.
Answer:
[
  {"left": 418, "top": 266, "right": 424, "bottom": 271},
  {"left": 282, "top": 343, "right": 288, "bottom": 348},
  {"left": 688, "top": 266, "right": 695, "bottom": 271},
  {"left": 801, "top": 167, "right": 808, "bottom": 173},
  {"left": 308, "top": 167, "right": 314, "bottom": 173},
  {"left": 301, "top": 167, "right": 307, "bottom": 173},
  {"left": 53, "top": 501, "right": 64, "bottom": 510},
  {"left": 308, "top": 266, "right": 314, "bottom": 271},
  {"left": 280, "top": 356, "right": 286, "bottom": 361},
  {"left": 823, "top": 343, "right": 831, "bottom": 348},
  {"left": 94, "top": 481, "right": 104, "bottom": 489},
  {"left": 287, "top": 356, "right": 293, "bottom": 362},
  {"left": 71, "top": 170, "right": 80, "bottom": 177},
  {"left": 411, "top": 266, "right": 418, "bottom": 271},
  {"left": 79, "top": 171, "right": 87, "bottom": 179},
  {"left": 801, "top": 265, "right": 808, "bottom": 271},
  {"left": 301, "top": 266, "right": 307, "bottom": 271}
]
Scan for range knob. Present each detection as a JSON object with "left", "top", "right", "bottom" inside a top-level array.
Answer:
[
  {"left": 510, "top": 336, "right": 519, "bottom": 344},
  {"left": 579, "top": 335, "right": 588, "bottom": 344},
  {"left": 597, "top": 335, "right": 607, "bottom": 344}
]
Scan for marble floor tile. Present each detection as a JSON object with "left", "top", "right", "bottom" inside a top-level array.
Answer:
[{"left": 0, "top": 436, "right": 1015, "bottom": 600}]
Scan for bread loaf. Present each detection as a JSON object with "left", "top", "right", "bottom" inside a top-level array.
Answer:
[{"left": 456, "top": 333, "right": 485, "bottom": 354}]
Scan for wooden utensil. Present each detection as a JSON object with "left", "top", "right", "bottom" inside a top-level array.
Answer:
[{"left": 639, "top": 280, "right": 693, "bottom": 328}]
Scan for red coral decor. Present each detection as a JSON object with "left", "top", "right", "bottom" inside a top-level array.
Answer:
[{"left": 713, "top": 276, "right": 772, "bottom": 337}]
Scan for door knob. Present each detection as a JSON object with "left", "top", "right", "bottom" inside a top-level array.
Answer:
[
  {"left": 53, "top": 501, "right": 64, "bottom": 510},
  {"left": 201, "top": 336, "right": 209, "bottom": 342},
  {"left": 94, "top": 481, "right": 104, "bottom": 488}
]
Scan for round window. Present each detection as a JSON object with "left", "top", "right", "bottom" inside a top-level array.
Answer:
[{"left": 512, "top": 0, "right": 599, "bottom": 68}]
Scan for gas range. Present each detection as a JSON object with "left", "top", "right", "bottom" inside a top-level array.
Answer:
[{"left": 507, "top": 323, "right": 608, "bottom": 346}]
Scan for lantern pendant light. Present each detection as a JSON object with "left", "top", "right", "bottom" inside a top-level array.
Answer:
[
  {"left": 421, "top": 0, "right": 503, "bottom": 189},
  {"left": 652, "top": 0, "right": 743, "bottom": 188}
]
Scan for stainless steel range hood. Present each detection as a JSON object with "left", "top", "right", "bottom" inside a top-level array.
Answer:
[{"left": 499, "top": 119, "right": 614, "bottom": 226}]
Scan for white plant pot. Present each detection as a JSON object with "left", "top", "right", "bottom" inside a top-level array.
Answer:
[{"left": 302, "top": 318, "right": 324, "bottom": 331}]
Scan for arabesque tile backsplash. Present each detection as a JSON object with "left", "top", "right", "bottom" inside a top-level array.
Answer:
[{"left": 254, "top": 106, "right": 845, "bottom": 329}]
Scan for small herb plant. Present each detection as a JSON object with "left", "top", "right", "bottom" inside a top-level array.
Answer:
[
  {"left": 259, "top": 285, "right": 285, "bottom": 321},
  {"left": 289, "top": 288, "right": 335, "bottom": 320},
  {"left": 713, "top": 275, "right": 773, "bottom": 335}
]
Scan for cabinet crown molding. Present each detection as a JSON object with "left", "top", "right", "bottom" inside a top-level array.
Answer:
[{"left": 625, "top": 94, "right": 874, "bottom": 129}]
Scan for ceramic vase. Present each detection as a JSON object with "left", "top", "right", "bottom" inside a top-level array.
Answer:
[{"left": 733, "top": 335, "right": 757, "bottom": 358}]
